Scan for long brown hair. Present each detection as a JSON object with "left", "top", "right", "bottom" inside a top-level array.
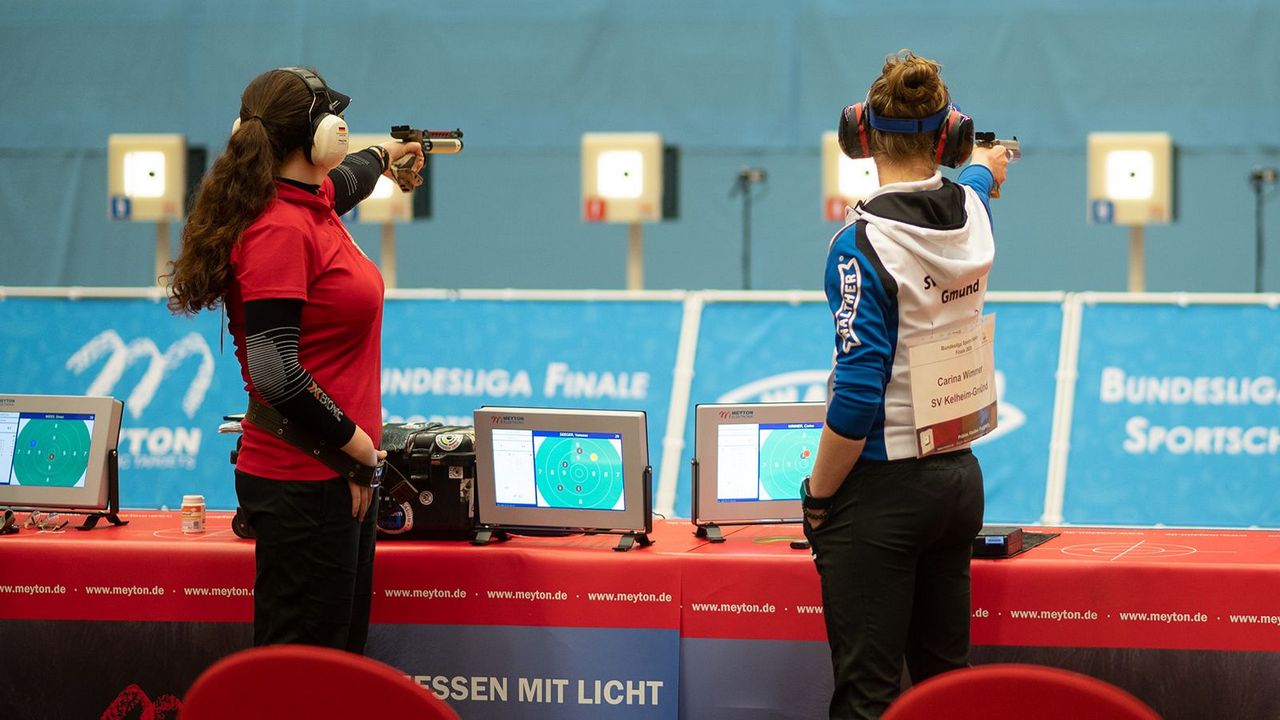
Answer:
[
  {"left": 866, "top": 50, "right": 950, "bottom": 165},
  {"left": 165, "top": 69, "right": 318, "bottom": 314}
]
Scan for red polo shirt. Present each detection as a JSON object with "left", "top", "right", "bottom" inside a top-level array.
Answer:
[{"left": 226, "top": 179, "right": 384, "bottom": 481}]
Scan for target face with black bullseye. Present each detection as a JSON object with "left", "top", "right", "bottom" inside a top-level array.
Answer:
[
  {"left": 533, "top": 432, "right": 625, "bottom": 510},
  {"left": 11, "top": 416, "right": 93, "bottom": 487}
]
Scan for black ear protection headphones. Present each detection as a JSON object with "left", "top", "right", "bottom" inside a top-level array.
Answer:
[
  {"left": 232, "top": 66, "right": 350, "bottom": 169},
  {"left": 838, "top": 95, "right": 974, "bottom": 168}
]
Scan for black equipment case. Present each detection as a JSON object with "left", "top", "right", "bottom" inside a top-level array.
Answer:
[{"left": 376, "top": 422, "right": 477, "bottom": 540}]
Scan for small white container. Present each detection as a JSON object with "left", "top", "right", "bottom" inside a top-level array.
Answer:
[{"left": 181, "top": 494, "right": 206, "bottom": 534}]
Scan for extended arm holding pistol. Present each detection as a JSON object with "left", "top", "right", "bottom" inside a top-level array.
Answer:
[
  {"left": 974, "top": 131, "right": 1019, "bottom": 198},
  {"left": 387, "top": 125, "right": 465, "bottom": 192}
]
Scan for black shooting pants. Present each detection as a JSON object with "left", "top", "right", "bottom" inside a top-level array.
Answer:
[
  {"left": 236, "top": 471, "right": 379, "bottom": 654},
  {"left": 805, "top": 449, "right": 984, "bottom": 720}
]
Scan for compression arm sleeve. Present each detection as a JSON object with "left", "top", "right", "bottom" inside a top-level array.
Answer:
[
  {"left": 243, "top": 298, "right": 358, "bottom": 447},
  {"left": 956, "top": 164, "right": 995, "bottom": 222},
  {"left": 330, "top": 148, "right": 386, "bottom": 217}
]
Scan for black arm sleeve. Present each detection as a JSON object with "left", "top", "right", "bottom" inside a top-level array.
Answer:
[
  {"left": 243, "top": 298, "right": 358, "bottom": 447},
  {"left": 330, "top": 148, "right": 386, "bottom": 216}
]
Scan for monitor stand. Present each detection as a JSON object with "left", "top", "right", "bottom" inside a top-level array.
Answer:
[
  {"left": 694, "top": 523, "right": 726, "bottom": 543},
  {"left": 471, "top": 527, "right": 510, "bottom": 546},
  {"left": 77, "top": 449, "right": 128, "bottom": 531},
  {"left": 613, "top": 531, "right": 652, "bottom": 552}
]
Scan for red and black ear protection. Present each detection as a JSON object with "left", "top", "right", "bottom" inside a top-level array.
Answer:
[
  {"left": 838, "top": 102, "right": 874, "bottom": 162},
  {"left": 838, "top": 96, "right": 974, "bottom": 168},
  {"left": 232, "top": 66, "right": 350, "bottom": 169}
]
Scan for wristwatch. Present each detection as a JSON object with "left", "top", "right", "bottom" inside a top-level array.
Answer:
[
  {"left": 367, "top": 145, "right": 392, "bottom": 173},
  {"left": 801, "top": 477, "right": 834, "bottom": 511}
]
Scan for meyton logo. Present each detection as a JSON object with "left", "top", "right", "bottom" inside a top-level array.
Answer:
[
  {"left": 65, "top": 330, "right": 214, "bottom": 471},
  {"left": 492, "top": 415, "right": 526, "bottom": 425},
  {"left": 66, "top": 330, "right": 214, "bottom": 419},
  {"left": 718, "top": 409, "right": 754, "bottom": 419}
]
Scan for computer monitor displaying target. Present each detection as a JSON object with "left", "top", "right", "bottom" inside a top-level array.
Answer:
[
  {"left": 0, "top": 394, "right": 124, "bottom": 511},
  {"left": 692, "top": 402, "right": 824, "bottom": 530},
  {"left": 474, "top": 407, "right": 652, "bottom": 540}
]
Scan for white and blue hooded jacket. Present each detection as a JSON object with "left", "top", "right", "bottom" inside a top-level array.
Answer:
[{"left": 824, "top": 166, "right": 996, "bottom": 461}]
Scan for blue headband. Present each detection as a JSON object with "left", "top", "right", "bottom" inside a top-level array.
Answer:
[{"left": 865, "top": 103, "right": 951, "bottom": 134}]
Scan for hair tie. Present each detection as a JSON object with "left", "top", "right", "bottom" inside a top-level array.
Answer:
[{"left": 244, "top": 114, "right": 263, "bottom": 122}]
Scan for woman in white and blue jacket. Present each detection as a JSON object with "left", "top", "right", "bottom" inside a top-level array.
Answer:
[{"left": 802, "top": 50, "right": 1012, "bottom": 720}]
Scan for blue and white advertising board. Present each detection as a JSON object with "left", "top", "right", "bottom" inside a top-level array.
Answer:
[
  {"left": 676, "top": 299, "right": 832, "bottom": 519},
  {"left": 379, "top": 298, "right": 681, "bottom": 427},
  {"left": 0, "top": 295, "right": 684, "bottom": 512},
  {"left": 970, "top": 299, "right": 1062, "bottom": 523},
  {"left": 379, "top": 297, "right": 683, "bottom": 497},
  {"left": 1063, "top": 301, "right": 1280, "bottom": 527},
  {"left": 673, "top": 296, "right": 1060, "bottom": 522},
  {"left": 370, "top": 625, "right": 679, "bottom": 720},
  {"left": 0, "top": 296, "right": 243, "bottom": 509}
]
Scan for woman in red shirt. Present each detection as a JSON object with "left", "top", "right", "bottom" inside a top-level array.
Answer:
[{"left": 167, "top": 67, "right": 422, "bottom": 653}]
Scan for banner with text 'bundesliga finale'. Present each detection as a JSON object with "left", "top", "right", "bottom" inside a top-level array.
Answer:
[
  {"left": 379, "top": 297, "right": 683, "bottom": 501},
  {"left": 0, "top": 296, "right": 683, "bottom": 512},
  {"left": 1064, "top": 302, "right": 1280, "bottom": 526}
]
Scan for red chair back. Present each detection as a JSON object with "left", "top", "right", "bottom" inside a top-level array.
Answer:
[
  {"left": 883, "top": 663, "right": 1161, "bottom": 720},
  {"left": 179, "top": 644, "right": 460, "bottom": 720}
]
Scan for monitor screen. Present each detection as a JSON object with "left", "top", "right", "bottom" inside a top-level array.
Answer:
[
  {"left": 0, "top": 395, "right": 123, "bottom": 511},
  {"left": 491, "top": 429, "right": 626, "bottom": 511},
  {"left": 693, "top": 402, "right": 825, "bottom": 526},
  {"left": 475, "top": 407, "right": 650, "bottom": 533}
]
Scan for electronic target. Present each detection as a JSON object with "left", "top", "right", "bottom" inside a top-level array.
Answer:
[
  {"left": 533, "top": 432, "right": 625, "bottom": 510},
  {"left": 757, "top": 423, "right": 820, "bottom": 500},
  {"left": 11, "top": 414, "right": 93, "bottom": 488}
]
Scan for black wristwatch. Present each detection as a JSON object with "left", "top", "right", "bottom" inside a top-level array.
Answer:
[
  {"left": 801, "top": 477, "right": 834, "bottom": 511},
  {"left": 367, "top": 145, "right": 392, "bottom": 173}
]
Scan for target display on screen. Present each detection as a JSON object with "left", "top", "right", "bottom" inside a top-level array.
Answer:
[
  {"left": 1, "top": 413, "right": 95, "bottom": 488},
  {"left": 0, "top": 396, "right": 123, "bottom": 513},
  {"left": 757, "top": 423, "right": 820, "bottom": 500},
  {"left": 493, "top": 429, "right": 625, "bottom": 511},
  {"left": 475, "top": 407, "right": 651, "bottom": 537},
  {"left": 693, "top": 402, "right": 825, "bottom": 527},
  {"left": 717, "top": 422, "right": 821, "bottom": 502},
  {"left": 534, "top": 432, "right": 625, "bottom": 510}
]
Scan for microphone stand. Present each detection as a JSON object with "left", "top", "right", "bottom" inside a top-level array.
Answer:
[
  {"left": 730, "top": 168, "right": 767, "bottom": 290},
  {"left": 1250, "top": 168, "right": 1277, "bottom": 293}
]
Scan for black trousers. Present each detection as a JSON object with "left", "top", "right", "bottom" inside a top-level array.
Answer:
[
  {"left": 805, "top": 449, "right": 984, "bottom": 720},
  {"left": 235, "top": 471, "right": 379, "bottom": 653}
]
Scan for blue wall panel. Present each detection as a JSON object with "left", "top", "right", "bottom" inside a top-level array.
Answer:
[{"left": 2, "top": 1, "right": 1279, "bottom": 292}]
